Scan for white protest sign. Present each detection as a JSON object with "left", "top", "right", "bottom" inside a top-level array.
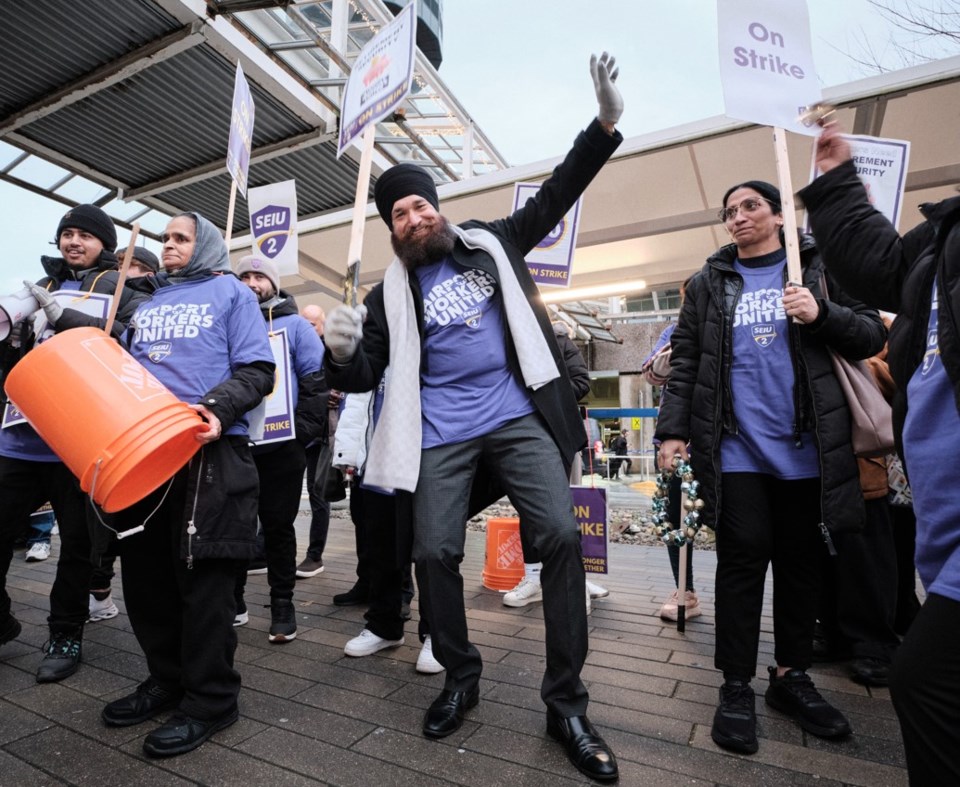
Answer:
[
  {"left": 512, "top": 183, "right": 582, "bottom": 288},
  {"left": 810, "top": 135, "right": 911, "bottom": 231},
  {"left": 251, "top": 328, "right": 295, "bottom": 445},
  {"left": 717, "top": 0, "right": 821, "bottom": 136},
  {"left": 337, "top": 3, "right": 417, "bottom": 156},
  {"left": 247, "top": 180, "right": 299, "bottom": 276}
]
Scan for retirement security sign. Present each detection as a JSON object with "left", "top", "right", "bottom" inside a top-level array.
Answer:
[
  {"left": 337, "top": 3, "right": 416, "bottom": 156},
  {"left": 717, "top": 0, "right": 821, "bottom": 136},
  {"left": 513, "top": 183, "right": 582, "bottom": 288},
  {"left": 810, "top": 135, "right": 911, "bottom": 231}
]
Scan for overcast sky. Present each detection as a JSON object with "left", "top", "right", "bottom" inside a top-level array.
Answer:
[{"left": 1, "top": 0, "right": 957, "bottom": 295}]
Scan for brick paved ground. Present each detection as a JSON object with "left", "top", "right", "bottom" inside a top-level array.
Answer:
[{"left": 0, "top": 505, "right": 908, "bottom": 786}]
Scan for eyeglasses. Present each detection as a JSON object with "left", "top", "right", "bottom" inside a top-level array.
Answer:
[{"left": 717, "top": 197, "right": 771, "bottom": 223}]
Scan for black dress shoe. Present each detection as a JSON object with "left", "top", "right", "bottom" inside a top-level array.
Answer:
[
  {"left": 546, "top": 711, "right": 619, "bottom": 782},
  {"left": 422, "top": 686, "right": 479, "bottom": 739},
  {"left": 102, "top": 678, "right": 182, "bottom": 727},
  {"left": 142, "top": 707, "right": 239, "bottom": 757},
  {"left": 851, "top": 657, "right": 891, "bottom": 687},
  {"left": 333, "top": 584, "right": 369, "bottom": 606}
]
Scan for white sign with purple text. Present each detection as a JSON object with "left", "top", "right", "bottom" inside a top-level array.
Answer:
[
  {"left": 247, "top": 179, "right": 299, "bottom": 276},
  {"left": 810, "top": 134, "right": 911, "bottom": 231},
  {"left": 717, "top": 0, "right": 821, "bottom": 135},
  {"left": 512, "top": 183, "right": 582, "bottom": 288},
  {"left": 226, "top": 63, "right": 255, "bottom": 196},
  {"left": 249, "top": 328, "right": 295, "bottom": 445},
  {"left": 337, "top": 3, "right": 416, "bottom": 156}
]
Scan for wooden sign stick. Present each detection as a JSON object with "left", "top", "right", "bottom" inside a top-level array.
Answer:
[
  {"left": 103, "top": 222, "right": 139, "bottom": 337},
  {"left": 343, "top": 125, "right": 377, "bottom": 306}
]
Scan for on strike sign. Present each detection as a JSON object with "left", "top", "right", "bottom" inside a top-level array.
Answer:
[{"left": 717, "top": 0, "right": 821, "bottom": 135}]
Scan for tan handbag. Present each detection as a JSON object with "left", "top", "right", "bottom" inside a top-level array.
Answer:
[{"left": 821, "top": 275, "right": 895, "bottom": 458}]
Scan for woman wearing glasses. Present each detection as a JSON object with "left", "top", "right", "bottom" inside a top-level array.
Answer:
[{"left": 655, "top": 181, "right": 885, "bottom": 755}]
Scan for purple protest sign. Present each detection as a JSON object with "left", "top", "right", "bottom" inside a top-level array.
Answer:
[
  {"left": 226, "top": 63, "right": 255, "bottom": 196},
  {"left": 572, "top": 485, "right": 608, "bottom": 574},
  {"left": 512, "top": 182, "right": 582, "bottom": 288}
]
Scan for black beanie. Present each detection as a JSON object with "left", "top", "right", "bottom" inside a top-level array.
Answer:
[
  {"left": 374, "top": 163, "right": 439, "bottom": 229},
  {"left": 130, "top": 246, "right": 160, "bottom": 273},
  {"left": 55, "top": 204, "right": 118, "bottom": 252},
  {"left": 721, "top": 180, "right": 782, "bottom": 214}
]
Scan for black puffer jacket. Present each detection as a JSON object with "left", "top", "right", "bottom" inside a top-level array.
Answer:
[
  {"left": 654, "top": 235, "right": 886, "bottom": 541},
  {"left": 800, "top": 159, "right": 960, "bottom": 467}
]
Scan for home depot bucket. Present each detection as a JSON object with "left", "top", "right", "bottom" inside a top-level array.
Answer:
[
  {"left": 5, "top": 326, "right": 205, "bottom": 512},
  {"left": 481, "top": 517, "right": 525, "bottom": 591}
]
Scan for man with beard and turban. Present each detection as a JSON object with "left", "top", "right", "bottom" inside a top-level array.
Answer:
[{"left": 322, "top": 53, "right": 623, "bottom": 783}]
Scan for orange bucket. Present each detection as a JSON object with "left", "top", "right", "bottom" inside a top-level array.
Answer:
[
  {"left": 5, "top": 327, "right": 205, "bottom": 512},
  {"left": 481, "top": 516, "right": 525, "bottom": 591}
]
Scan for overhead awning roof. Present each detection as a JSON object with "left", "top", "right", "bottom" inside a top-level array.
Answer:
[
  {"left": 0, "top": 0, "right": 506, "bottom": 241},
  {"left": 281, "top": 55, "right": 960, "bottom": 306}
]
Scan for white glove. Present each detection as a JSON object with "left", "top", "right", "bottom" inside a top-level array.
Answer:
[
  {"left": 325, "top": 304, "right": 366, "bottom": 364},
  {"left": 24, "top": 281, "right": 62, "bottom": 326},
  {"left": 590, "top": 52, "right": 622, "bottom": 127}
]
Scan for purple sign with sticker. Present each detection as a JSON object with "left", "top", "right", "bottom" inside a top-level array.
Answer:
[
  {"left": 252, "top": 204, "right": 290, "bottom": 259},
  {"left": 512, "top": 182, "right": 582, "bottom": 288},
  {"left": 572, "top": 485, "right": 608, "bottom": 574}
]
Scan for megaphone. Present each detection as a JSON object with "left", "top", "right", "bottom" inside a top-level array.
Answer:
[{"left": 0, "top": 287, "right": 40, "bottom": 342}]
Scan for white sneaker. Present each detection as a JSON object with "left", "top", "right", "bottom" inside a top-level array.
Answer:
[
  {"left": 415, "top": 635, "right": 444, "bottom": 674},
  {"left": 585, "top": 580, "right": 609, "bottom": 599},
  {"left": 502, "top": 576, "right": 543, "bottom": 607},
  {"left": 25, "top": 542, "right": 51, "bottom": 562},
  {"left": 586, "top": 584, "right": 592, "bottom": 615},
  {"left": 88, "top": 593, "right": 119, "bottom": 622},
  {"left": 234, "top": 611, "right": 249, "bottom": 627},
  {"left": 344, "top": 628, "right": 404, "bottom": 657},
  {"left": 658, "top": 589, "right": 702, "bottom": 622}
]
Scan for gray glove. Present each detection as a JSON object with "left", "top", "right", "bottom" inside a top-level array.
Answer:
[
  {"left": 590, "top": 52, "right": 622, "bottom": 126},
  {"left": 24, "top": 281, "right": 62, "bottom": 327},
  {"left": 325, "top": 304, "right": 366, "bottom": 364}
]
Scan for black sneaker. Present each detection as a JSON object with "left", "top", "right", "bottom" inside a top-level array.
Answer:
[
  {"left": 37, "top": 628, "right": 82, "bottom": 683},
  {"left": 0, "top": 613, "right": 21, "bottom": 647},
  {"left": 102, "top": 678, "right": 182, "bottom": 727},
  {"left": 268, "top": 599, "right": 297, "bottom": 643},
  {"left": 142, "top": 707, "right": 238, "bottom": 757},
  {"left": 295, "top": 556, "right": 324, "bottom": 578},
  {"left": 765, "top": 667, "right": 852, "bottom": 738},
  {"left": 711, "top": 680, "right": 758, "bottom": 754}
]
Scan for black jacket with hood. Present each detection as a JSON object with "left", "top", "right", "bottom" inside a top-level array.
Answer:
[
  {"left": 654, "top": 234, "right": 886, "bottom": 544},
  {"left": 800, "top": 159, "right": 960, "bottom": 471}
]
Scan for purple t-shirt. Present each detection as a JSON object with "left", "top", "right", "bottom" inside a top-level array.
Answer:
[
  {"left": 902, "top": 280, "right": 960, "bottom": 602},
  {"left": 721, "top": 253, "right": 819, "bottom": 478},
  {"left": 127, "top": 275, "right": 272, "bottom": 437},
  {"left": 415, "top": 257, "right": 534, "bottom": 448}
]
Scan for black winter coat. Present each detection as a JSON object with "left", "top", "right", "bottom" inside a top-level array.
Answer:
[
  {"left": 654, "top": 236, "right": 886, "bottom": 541},
  {"left": 800, "top": 159, "right": 960, "bottom": 469}
]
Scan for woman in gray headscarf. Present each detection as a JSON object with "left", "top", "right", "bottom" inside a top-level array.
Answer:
[{"left": 101, "top": 212, "right": 274, "bottom": 758}]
